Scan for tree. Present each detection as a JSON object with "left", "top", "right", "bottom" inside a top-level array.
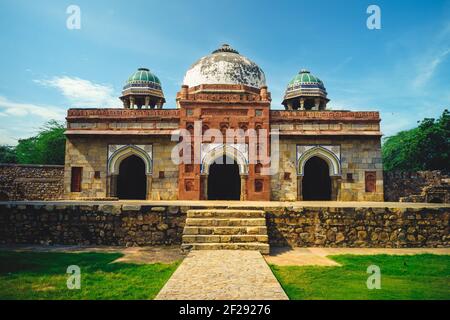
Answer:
[
  {"left": 382, "top": 109, "right": 450, "bottom": 172},
  {"left": 0, "top": 145, "right": 17, "bottom": 163},
  {"left": 14, "top": 120, "right": 66, "bottom": 165}
]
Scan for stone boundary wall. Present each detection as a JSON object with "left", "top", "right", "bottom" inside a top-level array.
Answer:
[
  {"left": 384, "top": 171, "right": 449, "bottom": 202},
  {"left": 0, "top": 203, "right": 448, "bottom": 248},
  {"left": 267, "top": 206, "right": 449, "bottom": 247},
  {"left": 0, "top": 164, "right": 64, "bottom": 201},
  {"left": 0, "top": 204, "right": 186, "bottom": 246}
]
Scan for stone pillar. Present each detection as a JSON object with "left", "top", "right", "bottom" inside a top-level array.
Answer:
[
  {"left": 240, "top": 175, "right": 248, "bottom": 200},
  {"left": 299, "top": 98, "right": 305, "bottom": 110},
  {"left": 123, "top": 98, "right": 130, "bottom": 109},
  {"left": 313, "top": 98, "right": 320, "bottom": 110},
  {"left": 200, "top": 174, "right": 208, "bottom": 200},
  {"left": 260, "top": 86, "right": 268, "bottom": 101},
  {"left": 287, "top": 102, "right": 293, "bottom": 110},
  {"left": 181, "top": 85, "right": 189, "bottom": 99},
  {"left": 144, "top": 96, "right": 150, "bottom": 109},
  {"left": 108, "top": 174, "right": 118, "bottom": 198},
  {"left": 331, "top": 176, "right": 342, "bottom": 201},
  {"left": 297, "top": 175, "right": 303, "bottom": 200},
  {"left": 129, "top": 96, "right": 135, "bottom": 109},
  {"left": 146, "top": 174, "right": 152, "bottom": 200},
  {"left": 157, "top": 99, "right": 163, "bottom": 109}
]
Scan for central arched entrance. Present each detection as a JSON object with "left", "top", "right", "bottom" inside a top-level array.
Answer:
[
  {"left": 117, "top": 155, "right": 146, "bottom": 200},
  {"left": 207, "top": 155, "right": 241, "bottom": 200},
  {"left": 302, "top": 156, "right": 331, "bottom": 200}
]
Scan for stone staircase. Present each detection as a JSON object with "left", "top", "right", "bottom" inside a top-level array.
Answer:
[{"left": 181, "top": 209, "right": 270, "bottom": 254}]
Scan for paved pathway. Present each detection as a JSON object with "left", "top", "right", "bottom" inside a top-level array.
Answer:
[
  {"left": 155, "top": 250, "right": 288, "bottom": 300},
  {"left": 0, "top": 245, "right": 185, "bottom": 264},
  {"left": 265, "top": 247, "right": 450, "bottom": 266}
]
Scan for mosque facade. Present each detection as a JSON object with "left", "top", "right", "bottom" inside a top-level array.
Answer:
[{"left": 64, "top": 44, "right": 383, "bottom": 202}]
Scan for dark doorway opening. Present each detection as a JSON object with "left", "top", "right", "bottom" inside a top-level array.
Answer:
[
  {"left": 117, "top": 155, "right": 146, "bottom": 200},
  {"left": 207, "top": 156, "right": 241, "bottom": 200},
  {"left": 302, "top": 156, "right": 331, "bottom": 200}
]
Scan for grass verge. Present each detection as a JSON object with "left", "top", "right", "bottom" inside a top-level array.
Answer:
[
  {"left": 270, "top": 254, "right": 450, "bottom": 300},
  {"left": 0, "top": 251, "right": 179, "bottom": 299}
]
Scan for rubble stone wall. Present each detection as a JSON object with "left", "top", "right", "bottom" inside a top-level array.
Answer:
[
  {"left": 0, "top": 203, "right": 448, "bottom": 248},
  {"left": 0, "top": 204, "right": 186, "bottom": 246},
  {"left": 0, "top": 164, "right": 64, "bottom": 201},
  {"left": 384, "top": 171, "right": 450, "bottom": 203},
  {"left": 266, "top": 206, "right": 449, "bottom": 247}
]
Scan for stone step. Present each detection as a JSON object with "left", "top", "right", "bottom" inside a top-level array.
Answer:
[
  {"left": 187, "top": 209, "right": 265, "bottom": 219},
  {"left": 185, "top": 218, "right": 267, "bottom": 227},
  {"left": 181, "top": 243, "right": 270, "bottom": 255},
  {"left": 183, "top": 226, "right": 267, "bottom": 235},
  {"left": 182, "top": 234, "right": 269, "bottom": 244}
]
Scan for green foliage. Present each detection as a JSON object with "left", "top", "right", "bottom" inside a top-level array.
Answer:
[
  {"left": 271, "top": 254, "right": 450, "bottom": 300},
  {"left": 0, "top": 145, "right": 17, "bottom": 163},
  {"left": 382, "top": 109, "right": 450, "bottom": 172},
  {"left": 13, "top": 120, "right": 66, "bottom": 165},
  {"left": 0, "top": 251, "right": 179, "bottom": 300}
]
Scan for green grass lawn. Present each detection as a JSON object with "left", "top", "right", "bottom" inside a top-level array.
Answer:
[
  {"left": 0, "top": 251, "right": 179, "bottom": 300},
  {"left": 271, "top": 254, "right": 450, "bottom": 300}
]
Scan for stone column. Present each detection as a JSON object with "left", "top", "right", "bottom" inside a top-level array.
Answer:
[
  {"left": 146, "top": 174, "right": 152, "bottom": 200},
  {"left": 200, "top": 174, "right": 208, "bottom": 200},
  {"left": 240, "top": 175, "right": 248, "bottom": 200},
  {"left": 156, "top": 99, "right": 163, "bottom": 109},
  {"left": 299, "top": 98, "right": 305, "bottom": 110},
  {"left": 287, "top": 102, "right": 293, "bottom": 110},
  {"left": 181, "top": 85, "right": 189, "bottom": 99},
  {"left": 260, "top": 86, "right": 268, "bottom": 101},
  {"left": 123, "top": 99, "right": 130, "bottom": 109},
  {"left": 330, "top": 176, "right": 342, "bottom": 201},
  {"left": 129, "top": 96, "right": 135, "bottom": 109},
  {"left": 144, "top": 96, "right": 150, "bottom": 109},
  {"left": 313, "top": 98, "right": 320, "bottom": 110},
  {"left": 297, "top": 175, "right": 303, "bottom": 200},
  {"left": 108, "top": 174, "right": 118, "bottom": 198}
]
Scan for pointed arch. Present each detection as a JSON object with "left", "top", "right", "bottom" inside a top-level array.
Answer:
[
  {"left": 108, "top": 145, "right": 152, "bottom": 175},
  {"left": 201, "top": 144, "right": 248, "bottom": 175},
  {"left": 298, "top": 146, "right": 341, "bottom": 176}
]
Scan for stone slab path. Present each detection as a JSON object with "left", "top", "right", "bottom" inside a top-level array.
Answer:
[{"left": 155, "top": 250, "right": 288, "bottom": 300}]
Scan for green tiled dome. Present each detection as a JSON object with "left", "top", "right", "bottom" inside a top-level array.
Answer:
[
  {"left": 282, "top": 69, "right": 329, "bottom": 108},
  {"left": 288, "top": 69, "right": 324, "bottom": 87},
  {"left": 127, "top": 68, "right": 161, "bottom": 86}
]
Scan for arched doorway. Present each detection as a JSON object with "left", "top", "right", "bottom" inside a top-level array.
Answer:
[
  {"left": 302, "top": 156, "right": 331, "bottom": 200},
  {"left": 117, "top": 155, "right": 146, "bottom": 200},
  {"left": 207, "top": 155, "right": 241, "bottom": 200}
]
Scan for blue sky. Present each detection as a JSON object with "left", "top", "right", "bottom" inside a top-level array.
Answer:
[{"left": 0, "top": 0, "right": 449, "bottom": 145}]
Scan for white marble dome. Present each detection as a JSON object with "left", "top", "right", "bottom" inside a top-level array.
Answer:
[{"left": 183, "top": 44, "right": 266, "bottom": 89}]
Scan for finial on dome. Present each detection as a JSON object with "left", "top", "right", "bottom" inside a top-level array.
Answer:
[
  {"left": 212, "top": 43, "right": 239, "bottom": 54},
  {"left": 300, "top": 69, "right": 310, "bottom": 74},
  {"left": 138, "top": 67, "right": 150, "bottom": 71}
]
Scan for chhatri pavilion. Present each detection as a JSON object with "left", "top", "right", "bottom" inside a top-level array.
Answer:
[{"left": 64, "top": 44, "right": 383, "bottom": 202}]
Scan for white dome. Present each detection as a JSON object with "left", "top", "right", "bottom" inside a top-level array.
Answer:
[{"left": 183, "top": 44, "right": 266, "bottom": 89}]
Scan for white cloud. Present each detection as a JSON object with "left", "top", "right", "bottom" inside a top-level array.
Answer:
[
  {"left": 0, "top": 96, "right": 64, "bottom": 120},
  {"left": 35, "top": 76, "right": 119, "bottom": 108},
  {"left": 413, "top": 48, "right": 450, "bottom": 88}
]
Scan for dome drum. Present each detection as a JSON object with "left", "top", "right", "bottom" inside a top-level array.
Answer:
[
  {"left": 282, "top": 69, "right": 329, "bottom": 111},
  {"left": 121, "top": 68, "right": 165, "bottom": 109}
]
